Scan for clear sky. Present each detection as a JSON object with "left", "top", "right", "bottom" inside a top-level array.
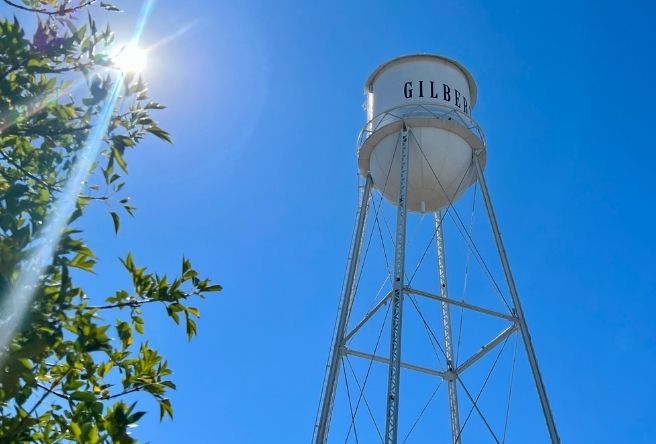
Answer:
[{"left": 5, "top": 0, "right": 656, "bottom": 442}]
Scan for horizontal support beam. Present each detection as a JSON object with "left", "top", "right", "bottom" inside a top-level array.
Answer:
[
  {"left": 343, "top": 347, "right": 446, "bottom": 379},
  {"left": 344, "top": 292, "right": 392, "bottom": 343},
  {"left": 456, "top": 324, "right": 518, "bottom": 374},
  {"left": 405, "top": 287, "right": 517, "bottom": 322}
]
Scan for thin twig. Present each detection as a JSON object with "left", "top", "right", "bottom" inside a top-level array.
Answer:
[
  {"left": 89, "top": 298, "right": 160, "bottom": 310},
  {"left": 1, "top": 368, "right": 71, "bottom": 444},
  {"left": 19, "top": 124, "right": 93, "bottom": 136},
  {"left": 0, "top": 150, "right": 111, "bottom": 201},
  {"left": 35, "top": 382, "right": 70, "bottom": 400},
  {"left": 4, "top": 64, "right": 83, "bottom": 77},
  {"left": 3, "top": 0, "right": 98, "bottom": 16},
  {"left": 87, "top": 292, "right": 198, "bottom": 310},
  {"left": 102, "top": 386, "right": 143, "bottom": 400},
  {"left": 1, "top": 63, "right": 72, "bottom": 77},
  {"left": 37, "top": 381, "right": 149, "bottom": 401},
  {"left": 0, "top": 150, "right": 60, "bottom": 192}
]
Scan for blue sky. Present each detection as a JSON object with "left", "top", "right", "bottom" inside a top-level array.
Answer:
[{"left": 5, "top": 0, "right": 656, "bottom": 442}]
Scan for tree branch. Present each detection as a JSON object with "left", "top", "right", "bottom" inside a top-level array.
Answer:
[
  {"left": 0, "top": 150, "right": 61, "bottom": 192},
  {"left": 1, "top": 369, "right": 70, "bottom": 444},
  {"left": 19, "top": 123, "right": 93, "bottom": 136},
  {"left": 87, "top": 292, "right": 199, "bottom": 310},
  {"left": 103, "top": 386, "right": 143, "bottom": 400},
  {"left": 4, "top": 63, "right": 83, "bottom": 77},
  {"left": 3, "top": 0, "right": 98, "bottom": 16},
  {"left": 89, "top": 298, "right": 160, "bottom": 310},
  {"left": 35, "top": 382, "right": 70, "bottom": 400},
  {"left": 36, "top": 382, "right": 151, "bottom": 402},
  {"left": 0, "top": 150, "right": 111, "bottom": 201}
]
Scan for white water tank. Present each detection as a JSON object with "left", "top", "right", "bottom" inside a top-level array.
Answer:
[{"left": 357, "top": 54, "right": 486, "bottom": 212}]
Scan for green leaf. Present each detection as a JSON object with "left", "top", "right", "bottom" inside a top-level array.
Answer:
[
  {"left": 159, "top": 398, "right": 173, "bottom": 420},
  {"left": 117, "top": 321, "right": 133, "bottom": 349},
  {"left": 88, "top": 11, "right": 97, "bottom": 35},
  {"left": 75, "top": 24, "right": 87, "bottom": 42},
  {"left": 133, "top": 315, "right": 145, "bottom": 334},
  {"left": 102, "top": 163, "right": 115, "bottom": 183},
  {"left": 128, "top": 410, "right": 147, "bottom": 424},
  {"left": 112, "top": 146, "right": 128, "bottom": 173},
  {"left": 63, "top": 380, "right": 85, "bottom": 391},
  {"left": 166, "top": 306, "right": 180, "bottom": 324},
  {"left": 85, "top": 425, "right": 100, "bottom": 444},
  {"left": 69, "top": 252, "right": 97, "bottom": 273},
  {"left": 144, "top": 101, "right": 166, "bottom": 110},
  {"left": 123, "top": 252, "right": 135, "bottom": 271},
  {"left": 123, "top": 203, "right": 136, "bottom": 216},
  {"left": 70, "top": 391, "right": 96, "bottom": 402},
  {"left": 112, "top": 134, "right": 135, "bottom": 150},
  {"left": 185, "top": 316, "right": 197, "bottom": 340},
  {"left": 98, "top": 361, "right": 114, "bottom": 378},
  {"left": 100, "top": 2, "right": 122, "bottom": 11},
  {"left": 146, "top": 126, "right": 173, "bottom": 144},
  {"left": 186, "top": 306, "right": 200, "bottom": 317},
  {"left": 110, "top": 211, "right": 120, "bottom": 234},
  {"left": 70, "top": 422, "right": 82, "bottom": 440}
]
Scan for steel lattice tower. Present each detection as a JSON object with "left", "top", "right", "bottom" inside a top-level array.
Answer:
[{"left": 312, "top": 54, "right": 559, "bottom": 444}]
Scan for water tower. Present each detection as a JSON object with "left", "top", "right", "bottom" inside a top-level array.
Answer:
[{"left": 313, "top": 55, "right": 560, "bottom": 443}]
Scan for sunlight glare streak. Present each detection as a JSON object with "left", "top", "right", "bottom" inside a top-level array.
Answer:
[
  {"left": 0, "top": 79, "right": 84, "bottom": 134},
  {"left": 144, "top": 20, "right": 197, "bottom": 53},
  {"left": 0, "top": 0, "right": 156, "bottom": 364}
]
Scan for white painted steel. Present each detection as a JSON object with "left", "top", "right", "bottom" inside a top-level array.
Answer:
[
  {"left": 455, "top": 324, "right": 518, "bottom": 374},
  {"left": 313, "top": 177, "right": 373, "bottom": 444},
  {"left": 369, "top": 127, "right": 475, "bottom": 214},
  {"left": 365, "top": 55, "right": 477, "bottom": 120},
  {"left": 473, "top": 155, "right": 561, "bottom": 444},
  {"left": 358, "top": 54, "right": 485, "bottom": 213},
  {"left": 313, "top": 54, "right": 560, "bottom": 444},
  {"left": 344, "top": 348, "right": 447, "bottom": 379},
  {"left": 404, "top": 287, "right": 517, "bottom": 322},
  {"left": 344, "top": 292, "right": 391, "bottom": 343},
  {"left": 385, "top": 126, "right": 410, "bottom": 444},
  {"left": 435, "top": 211, "right": 461, "bottom": 444}
]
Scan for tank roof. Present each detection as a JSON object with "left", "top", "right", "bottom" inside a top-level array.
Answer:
[{"left": 365, "top": 54, "right": 478, "bottom": 107}]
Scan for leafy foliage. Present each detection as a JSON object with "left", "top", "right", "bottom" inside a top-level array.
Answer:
[{"left": 0, "top": 2, "right": 220, "bottom": 442}]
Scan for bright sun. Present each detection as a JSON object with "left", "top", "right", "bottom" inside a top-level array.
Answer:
[{"left": 113, "top": 43, "right": 147, "bottom": 73}]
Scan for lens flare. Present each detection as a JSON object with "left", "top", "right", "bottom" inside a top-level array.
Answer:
[
  {"left": 145, "top": 21, "right": 196, "bottom": 53},
  {"left": 0, "top": 0, "right": 155, "bottom": 365},
  {"left": 113, "top": 43, "right": 148, "bottom": 73}
]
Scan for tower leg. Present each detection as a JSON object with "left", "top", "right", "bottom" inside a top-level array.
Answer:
[
  {"left": 435, "top": 211, "right": 461, "bottom": 444},
  {"left": 314, "top": 175, "right": 373, "bottom": 444},
  {"left": 385, "top": 125, "right": 410, "bottom": 444},
  {"left": 472, "top": 154, "right": 560, "bottom": 444}
]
